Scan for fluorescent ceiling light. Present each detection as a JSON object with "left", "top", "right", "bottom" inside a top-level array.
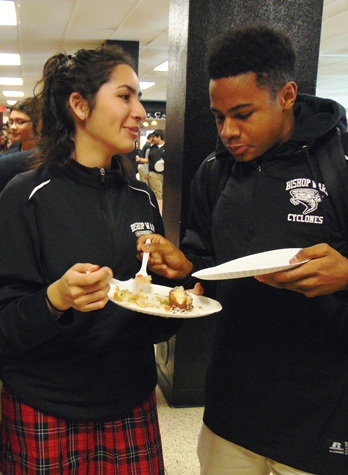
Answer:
[
  {"left": 0, "top": 77, "right": 23, "bottom": 86},
  {"left": 320, "top": 53, "right": 348, "bottom": 57},
  {"left": 2, "top": 90, "right": 24, "bottom": 97},
  {"left": 0, "top": 1, "right": 17, "bottom": 26},
  {"left": 140, "top": 81, "right": 155, "bottom": 90},
  {"left": 6, "top": 99, "right": 17, "bottom": 105},
  {"left": 0, "top": 53, "right": 21, "bottom": 65},
  {"left": 154, "top": 61, "right": 168, "bottom": 72}
]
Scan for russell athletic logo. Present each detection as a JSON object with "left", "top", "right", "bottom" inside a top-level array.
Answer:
[
  {"left": 286, "top": 178, "right": 328, "bottom": 224},
  {"left": 328, "top": 441, "right": 348, "bottom": 456}
]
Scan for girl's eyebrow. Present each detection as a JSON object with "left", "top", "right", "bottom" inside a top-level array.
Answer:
[{"left": 117, "top": 84, "right": 143, "bottom": 100}]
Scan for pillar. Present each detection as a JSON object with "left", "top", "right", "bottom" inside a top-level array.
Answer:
[{"left": 104, "top": 39, "right": 139, "bottom": 73}]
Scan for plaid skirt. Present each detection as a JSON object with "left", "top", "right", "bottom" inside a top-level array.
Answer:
[{"left": 0, "top": 386, "right": 164, "bottom": 475}]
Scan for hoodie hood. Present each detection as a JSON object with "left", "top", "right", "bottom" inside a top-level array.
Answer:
[{"left": 280, "top": 93, "right": 347, "bottom": 154}]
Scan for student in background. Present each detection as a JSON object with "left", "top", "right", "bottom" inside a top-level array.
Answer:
[
  {"left": 136, "top": 132, "right": 155, "bottom": 184},
  {"left": 2, "top": 97, "right": 40, "bottom": 154},
  {"left": 141, "top": 131, "right": 155, "bottom": 158},
  {"left": 0, "top": 129, "right": 9, "bottom": 153},
  {"left": 147, "top": 129, "right": 165, "bottom": 214}
]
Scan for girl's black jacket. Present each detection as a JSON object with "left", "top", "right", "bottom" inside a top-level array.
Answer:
[
  {"left": 182, "top": 94, "right": 348, "bottom": 474},
  {"left": 0, "top": 158, "right": 180, "bottom": 421}
]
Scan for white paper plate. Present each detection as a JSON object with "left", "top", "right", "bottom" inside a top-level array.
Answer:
[
  {"left": 192, "top": 248, "right": 308, "bottom": 281},
  {"left": 154, "top": 159, "right": 164, "bottom": 172},
  {"left": 108, "top": 278, "right": 222, "bottom": 318}
]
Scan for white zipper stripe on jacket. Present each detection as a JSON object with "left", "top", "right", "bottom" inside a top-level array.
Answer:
[
  {"left": 28, "top": 180, "right": 51, "bottom": 200},
  {"left": 27, "top": 180, "right": 157, "bottom": 209},
  {"left": 128, "top": 185, "right": 156, "bottom": 208}
]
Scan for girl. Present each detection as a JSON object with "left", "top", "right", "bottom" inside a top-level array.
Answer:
[{"left": 0, "top": 44, "right": 179, "bottom": 474}]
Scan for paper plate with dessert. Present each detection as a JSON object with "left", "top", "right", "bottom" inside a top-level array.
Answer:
[{"left": 108, "top": 278, "right": 222, "bottom": 318}]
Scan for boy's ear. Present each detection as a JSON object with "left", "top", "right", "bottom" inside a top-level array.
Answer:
[
  {"left": 281, "top": 81, "right": 298, "bottom": 110},
  {"left": 69, "top": 92, "right": 89, "bottom": 120}
]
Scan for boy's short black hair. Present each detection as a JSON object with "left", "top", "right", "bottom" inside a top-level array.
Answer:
[
  {"left": 153, "top": 129, "right": 165, "bottom": 140},
  {"left": 206, "top": 25, "right": 296, "bottom": 96}
]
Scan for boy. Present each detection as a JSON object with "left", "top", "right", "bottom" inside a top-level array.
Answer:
[{"left": 138, "top": 25, "right": 348, "bottom": 474}]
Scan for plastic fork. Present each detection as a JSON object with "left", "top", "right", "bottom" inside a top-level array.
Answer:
[{"left": 135, "top": 237, "right": 151, "bottom": 282}]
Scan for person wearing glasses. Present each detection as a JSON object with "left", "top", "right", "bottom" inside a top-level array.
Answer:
[
  {"left": 2, "top": 97, "right": 40, "bottom": 154},
  {"left": 0, "top": 97, "right": 41, "bottom": 192}
]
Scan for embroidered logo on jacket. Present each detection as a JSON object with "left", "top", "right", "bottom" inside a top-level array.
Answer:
[
  {"left": 328, "top": 440, "right": 348, "bottom": 456},
  {"left": 130, "top": 222, "right": 155, "bottom": 237},
  {"left": 286, "top": 178, "right": 327, "bottom": 224}
]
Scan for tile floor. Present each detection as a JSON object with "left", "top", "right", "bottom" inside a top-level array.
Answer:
[{"left": 156, "top": 386, "right": 204, "bottom": 475}]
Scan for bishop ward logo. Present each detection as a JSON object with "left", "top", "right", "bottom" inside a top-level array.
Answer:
[{"left": 286, "top": 178, "right": 327, "bottom": 225}]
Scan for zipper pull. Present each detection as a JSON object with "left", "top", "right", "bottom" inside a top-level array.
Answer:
[{"left": 100, "top": 168, "right": 106, "bottom": 183}]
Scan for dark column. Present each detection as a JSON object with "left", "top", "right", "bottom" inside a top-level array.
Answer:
[
  {"left": 156, "top": 0, "right": 324, "bottom": 406},
  {"left": 103, "top": 40, "right": 139, "bottom": 73}
]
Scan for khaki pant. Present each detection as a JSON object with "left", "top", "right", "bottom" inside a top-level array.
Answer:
[
  {"left": 197, "top": 423, "right": 316, "bottom": 475},
  {"left": 148, "top": 171, "right": 163, "bottom": 200},
  {"left": 137, "top": 163, "right": 149, "bottom": 184}
]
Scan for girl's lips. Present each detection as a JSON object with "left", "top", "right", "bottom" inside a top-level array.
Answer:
[{"left": 125, "top": 127, "right": 139, "bottom": 139}]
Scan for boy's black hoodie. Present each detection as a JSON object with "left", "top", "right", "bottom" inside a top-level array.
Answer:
[{"left": 183, "top": 94, "right": 348, "bottom": 474}]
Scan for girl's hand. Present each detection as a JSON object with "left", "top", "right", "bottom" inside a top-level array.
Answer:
[{"left": 47, "top": 263, "right": 113, "bottom": 313}]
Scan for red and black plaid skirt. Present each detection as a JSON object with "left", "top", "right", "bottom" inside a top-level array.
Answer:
[{"left": 0, "top": 386, "right": 164, "bottom": 474}]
